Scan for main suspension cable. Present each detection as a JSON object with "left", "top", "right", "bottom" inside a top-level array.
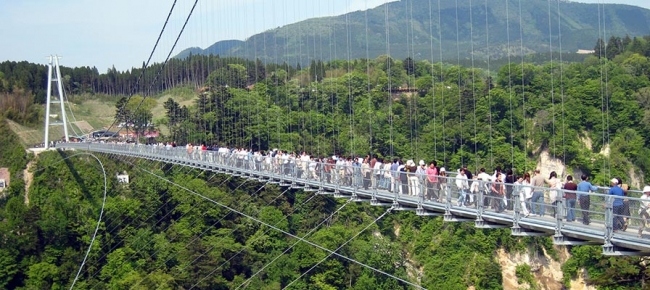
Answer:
[{"left": 104, "top": 0, "right": 178, "bottom": 136}]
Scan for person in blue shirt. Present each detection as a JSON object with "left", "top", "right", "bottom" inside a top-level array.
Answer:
[
  {"left": 577, "top": 174, "right": 598, "bottom": 225},
  {"left": 609, "top": 178, "right": 626, "bottom": 232}
]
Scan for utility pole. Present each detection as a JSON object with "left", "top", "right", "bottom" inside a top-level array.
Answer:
[{"left": 44, "top": 55, "right": 69, "bottom": 149}]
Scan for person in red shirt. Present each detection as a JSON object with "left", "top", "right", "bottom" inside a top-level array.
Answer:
[
  {"left": 563, "top": 175, "right": 578, "bottom": 222},
  {"left": 425, "top": 161, "right": 439, "bottom": 201}
]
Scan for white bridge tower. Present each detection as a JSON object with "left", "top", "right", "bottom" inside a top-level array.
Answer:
[{"left": 44, "top": 55, "right": 69, "bottom": 149}]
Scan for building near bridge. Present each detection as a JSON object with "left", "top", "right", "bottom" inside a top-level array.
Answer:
[
  {"left": 117, "top": 171, "right": 129, "bottom": 184},
  {"left": 576, "top": 49, "right": 595, "bottom": 54},
  {"left": 0, "top": 168, "right": 10, "bottom": 192}
]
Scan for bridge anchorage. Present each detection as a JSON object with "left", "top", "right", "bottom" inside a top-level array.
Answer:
[{"left": 60, "top": 143, "right": 650, "bottom": 256}]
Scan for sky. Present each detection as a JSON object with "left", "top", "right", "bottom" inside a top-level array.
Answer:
[{"left": 1, "top": 0, "right": 649, "bottom": 72}]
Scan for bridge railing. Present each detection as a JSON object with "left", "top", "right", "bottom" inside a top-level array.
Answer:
[{"left": 62, "top": 142, "right": 649, "bottom": 241}]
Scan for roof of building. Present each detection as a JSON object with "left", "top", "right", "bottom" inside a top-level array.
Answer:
[{"left": 0, "top": 168, "right": 10, "bottom": 185}]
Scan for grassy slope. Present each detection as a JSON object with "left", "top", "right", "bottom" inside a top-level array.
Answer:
[{"left": 8, "top": 86, "right": 198, "bottom": 146}]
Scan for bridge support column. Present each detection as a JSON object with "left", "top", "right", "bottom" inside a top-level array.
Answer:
[
  {"left": 553, "top": 199, "right": 566, "bottom": 243},
  {"left": 475, "top": 187, "right": 485, "bottom": 227},
  {"left": 602, "top": 196, "right": 617, "bottom": 255},
  {"left": 444, "top": 183, "right": 472, "bottom": 222},
  {"left": 511, "top": 192, "right": 544, "bottom": 236},
  {"left": 44, "top": 55, "right": 69, "bottom": 149},
  {"left": 371, "top": 178, "right": 391, "bottom": 207},
  {"left": 474, "top": 181, "right": 507, "bottom": 228},
  {"left": 417, "top": 177, "right": 440, "bottom": 216},
  {"left": 392, "top": 183, "right": 415, "bottom": 211}
]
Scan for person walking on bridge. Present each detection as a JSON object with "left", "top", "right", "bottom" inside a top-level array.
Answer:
[
  {"left": 563, "top": 175, "right": 578, "bottom": 222},
  {"left": 426, "top": 161, "right": 439, "bottom": 201},
  {"left": 390, "top": 159, "right": 399, "bottom": 193},
  {"left": 404, "top": 160, "right": 417, "bottom": 196},
  {"left": 638, "top": 186, "right": 650, "bottom": 238},
  {"left": 577, "top": 174, "right": 598, "bottom": 225},
  {"left": 477, "top": 168, "right": 492, "bottom": 207},
  {"left": 546, "top": 171, "right": 561, "bottom": 218},
  {"left": 456, "top": 168, "right": 469, "bottom": 206},
  {"left": 186, "top": 143, "right": 193, "bottom": 159},
  {"left": 609, "top": 178, "right": 626, "bottom": 232},
  {"left": 530, "top": 169, "right": 546, "bottom": 216}
]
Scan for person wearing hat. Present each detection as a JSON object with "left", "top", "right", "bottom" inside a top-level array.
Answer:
[
  {"left": 638, "top": 186, "right": 650, "bottom": 238},
  {"left": 608, "top": 178, "right": 626, "bottom": 232}
]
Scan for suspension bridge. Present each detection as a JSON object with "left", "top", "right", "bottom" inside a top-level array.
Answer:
[
  {"left": 58, "top": 142, "right": 650, "bottom": 257},
  {"left": 29, "top": 0, "right": 650, "bottom": 288}
]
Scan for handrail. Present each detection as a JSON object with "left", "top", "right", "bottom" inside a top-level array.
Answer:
[{"left": 57, "top": 142, "right": 650, "bottom": 255}]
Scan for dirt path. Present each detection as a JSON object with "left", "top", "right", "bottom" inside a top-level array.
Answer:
[{"left": 24, "top": 160, "right": 35, "bottom": 205}]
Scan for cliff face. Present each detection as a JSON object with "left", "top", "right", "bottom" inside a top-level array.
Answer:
[{"left": 496, "top": 247, "right": 595, "bottom": 290}]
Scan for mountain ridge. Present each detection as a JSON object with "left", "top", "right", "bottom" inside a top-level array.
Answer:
[{"left": 175, "top": 0, "right": 650, "bottom": 63}]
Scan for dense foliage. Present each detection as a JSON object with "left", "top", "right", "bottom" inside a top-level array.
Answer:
[
  {"left": 2, "top": 149, "right": 649, "bottom": 289},
  {"left": 0, "top": 117, "right": 28, "bottom": 197},
  {"left": 2, "top": 33, "right": 650, "bottom": 288},
  {"left": 161, "top": 38, "right": 650, "bottom": 185},
  {"left": 0, "top": 148, "right": 560, "bottom": 289},
  {"left": 0, "top": 56, "right": 267, "bottom": 98}
]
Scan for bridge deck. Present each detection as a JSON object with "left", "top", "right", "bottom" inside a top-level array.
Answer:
[{"left": 60, "top": 143, "right": 650, "bottom": 256}]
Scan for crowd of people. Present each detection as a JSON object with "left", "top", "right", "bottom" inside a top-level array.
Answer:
[{"left": 111, "top": 141, "right": 650, "bottom": 238}]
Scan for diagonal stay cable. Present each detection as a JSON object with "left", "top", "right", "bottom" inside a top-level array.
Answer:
[
  {"left": 135, "top": 163, "right": 424, "bottom": 289},
  {"left": 82, "top": 158, "right": 246, "bottom": 283},
  {"left": 121, "top": 0, "right": 200, "bottom": 137},
  {"left": 279, "top": 206, "right": 395, "bottom": 290},
  {"left": 191, "top": 193, "right": 339, "bottom": 289},
  {"left": 131, "top": 186, "right": 309, "bottom": 290},
  {"left": 172, "top": 185, "right": 296, "bottom": 274},
  {"left": 128, "top": 176, "right": 256, "bottom": 267},
  {"left": 77, "top": 157, "right": 183, "bottom": 256},
  {"left": 87, "top": 175, "right": 251, "bottom": 285},
  {"left": 129, "top": 182, "right": 276, "bottom": 289},
  {"left": 77, "top": 153, "right": 227, "bottom": 280},
  {"left": 230, "top": 199, "right": 354, "bottom": 290}
]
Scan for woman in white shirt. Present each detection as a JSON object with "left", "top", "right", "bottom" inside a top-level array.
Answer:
[
  {"left": 382, "top": 162, "right": 392, "bottom": 190},
  {"left": 469, "top": 176, "right": 479, "bottom": 206},
  {"left": 546, "top": 171, "right": 561, "bottom": 217},
  {"left": 456, "top": 169, "right": 469, "bottom": 206},
  {"left": 520, "top": 173, "right": 532, "bottom": 217},
  {"left": 638, "top": 186, "right": 650, "bottom": 238}
]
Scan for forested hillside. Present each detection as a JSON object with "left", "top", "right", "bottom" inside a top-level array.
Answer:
[
  {"left": 177, "top": 0, "right": 650, "bottom": 63},
  {"left": 3, "top": 35, "right": 650, "bottom": 184},
  {"left": 2, "top": 34, "right": 650, "bottom": 288},
  {"left": 0, "top": 143, "right": 648, "bottom": 289},
  {"left": 160, "top": 36, "right": 650, "bottom": 186}
]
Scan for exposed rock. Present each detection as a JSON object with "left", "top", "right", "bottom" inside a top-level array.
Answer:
[
  {"left": 600, "top": 144, "right": 610, "bottom": 157},
  {"left": 538, "top": 150, "right": 566, "bottom": 179},
  {"left": 627, "top": 167, "right": 644, "bottom": 190},
  {"left": 497, "top": 247, "right": 596, "bottom": 290},
  {"left": 23, "top": 160, "right": 35, "bottom": 205},
  {"left": 579, "top": 134, "right": 593, "bottom": 151}
]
